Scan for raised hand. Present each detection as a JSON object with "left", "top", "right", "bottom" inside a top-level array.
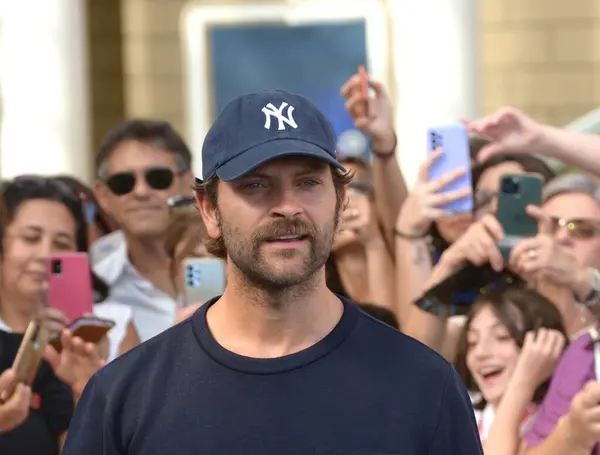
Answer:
[
  {"left": 510, "top": 329, "right": 565, "bottom": 391},
  {"left": 341, "top": 72, "right": 396, "bottom": 154},
  {"left": 43, "top": 329, "right": 105, "bottom": 400},
  {"left": 510, "top": 205, "right": 588, "bottom": 294},
  {"left": 396, "top": 149, "right": 472, "bottom": 237},
  {"left": 561, "top": 381, "right": 600, "bottom": 452},
  {"left": 466, "top": 107, "right": 544, "bottom": 162},
  {"left": 439, "top": 214, "right": 506, "bottom": 272}
]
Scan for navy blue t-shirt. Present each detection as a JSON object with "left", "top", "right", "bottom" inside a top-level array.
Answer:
[{"left": 63, "top": 297, "right": 482, "bottom": 455}]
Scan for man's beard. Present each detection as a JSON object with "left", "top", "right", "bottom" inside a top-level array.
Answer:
[{"left": 218, "top": 208, "right": 339, "bottom": 291}]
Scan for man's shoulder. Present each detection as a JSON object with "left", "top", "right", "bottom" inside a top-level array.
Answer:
[
  {"left": 353, "top": 309, "right": 451, "bottom": 376},
  {"left": 94, "top": 319, "right": 193, "bottom": 386}
]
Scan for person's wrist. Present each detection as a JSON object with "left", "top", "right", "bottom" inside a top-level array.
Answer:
[
  {"left": 507, "top": 368, "right": 539, "bottom": 394},
  {"left": 371, "top": 130, "right": 396, "bottom": 157},
  {"left": 535, "top": 124, "right": 564, "bottom": 159},
  {"left": 364, "top": 232, "right": 386, "bottom": 249},
  {"left": 395, "top": 218, "right": 429, "bottom": 239},
  {"left": 560, "top": 414, "right": 596, "bottom": 452}
]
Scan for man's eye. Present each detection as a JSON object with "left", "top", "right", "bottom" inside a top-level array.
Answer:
[{"left": 242, "top": 183, "right": 265, "bottom": 189}]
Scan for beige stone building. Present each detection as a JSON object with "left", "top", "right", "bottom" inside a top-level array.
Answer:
[{"left": 2, "top": 0, "right": 600, "bottom": 180}]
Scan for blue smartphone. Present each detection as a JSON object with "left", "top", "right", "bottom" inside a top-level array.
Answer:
[{"left": 426, "top": 124, "right": 473, "bottom": 213}]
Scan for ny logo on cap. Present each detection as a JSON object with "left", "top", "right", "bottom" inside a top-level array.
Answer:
[{"left": 262, "top": 102, "right": 298, "bottom": 131}]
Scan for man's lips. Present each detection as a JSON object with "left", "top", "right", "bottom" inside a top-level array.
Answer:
[{"left": 263, "top": 234, "right": 309, "bottom": 246}]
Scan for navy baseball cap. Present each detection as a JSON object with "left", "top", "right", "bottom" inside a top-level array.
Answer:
[{"left": 200, "top": 89, "right": 346, "bottom": 181}]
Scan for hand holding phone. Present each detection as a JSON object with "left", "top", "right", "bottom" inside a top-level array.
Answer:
[
  {"left": 496, "top": 173, "right": 543, "bottom": 261},
  {"left": 426, "top": 124, "right": 473, "bottom": 213},
  {"left": 0, "top": 369, "right": 32, "bottom": 431},
  {"left": 49, "top": 316, "right": 115, "bottom": 353},
  {"left": 358, "top": 64, "right": 368, "bottom": 100},
  {"left": 0, "top": 321, "right": 50, "bottom": 402},
  {"left": 47, "top": 253, "right": 94, "bottom": 323}
]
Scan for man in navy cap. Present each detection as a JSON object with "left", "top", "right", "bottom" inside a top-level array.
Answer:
[{"left": 63, "top": 90, "right": 482, "bottom": 455}]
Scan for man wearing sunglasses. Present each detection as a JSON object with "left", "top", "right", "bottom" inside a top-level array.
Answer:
[
  {"left": 92, "top": 119, "right": 194, "bottom": 342},
  {"left": 519, "top": 173, "right": 600, "bottom": 455},
  {"left": 64, "top": 90, "right": 482, "bottom": 455},
  {"left": 510, "top": 173, "right": 600, "bottom": 320}
]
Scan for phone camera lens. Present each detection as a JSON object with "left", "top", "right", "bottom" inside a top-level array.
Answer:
[
  {"left": 51, "top": 259, "right": 62, "bottom": 275},
  {"left": 501, "top": 177, "right": 520, "bottom": 195}
]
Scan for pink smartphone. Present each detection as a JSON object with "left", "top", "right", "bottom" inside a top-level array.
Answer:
[
  {"left": 46, "top": 252, "right": 94, "bottom": 323},
  {"left": 358, "top": 64, "right": 368, "bottom": 99}
]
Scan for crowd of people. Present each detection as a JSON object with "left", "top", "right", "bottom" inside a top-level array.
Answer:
[{"left": 1, "top": 69, "right": 600, "bottom": 454}]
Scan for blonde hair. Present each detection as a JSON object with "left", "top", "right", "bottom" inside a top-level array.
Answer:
[{"left": 165, "top": 208, "right": 208, "bottom": 280}]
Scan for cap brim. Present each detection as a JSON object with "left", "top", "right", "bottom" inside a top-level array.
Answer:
[{"left": 215, "top": 139, "right": 346, "bottom": 182}]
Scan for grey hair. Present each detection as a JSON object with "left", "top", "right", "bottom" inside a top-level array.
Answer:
[{"left": 543, "top": 173, "right": 600, "bottom": 204}]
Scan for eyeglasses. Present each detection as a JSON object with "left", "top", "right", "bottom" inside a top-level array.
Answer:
[
  {"left": 547, "top": 217, "right": 600, "bottom": 239},
  {"left": 104, "top": 167, "right": 177, "bottom": 196}
]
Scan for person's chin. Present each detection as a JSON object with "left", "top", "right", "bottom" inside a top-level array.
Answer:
[
  {"left": 127, "top": 221, "right": 168, "bottom": 238},
  {"left": 480, "top": 386, "right": 505, "bottom": 406}
]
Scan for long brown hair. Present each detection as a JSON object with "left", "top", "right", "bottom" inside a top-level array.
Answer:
[
  {"left": 454, "top": 287, "right": 567, "bottom": 410},
  {"left": 0, "top": 177, "right": 109, "bottom": 301}
]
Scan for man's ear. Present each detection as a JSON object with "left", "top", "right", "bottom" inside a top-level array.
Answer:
[{"left": 195, "top": 190, "right": 221, "bottom": 240}]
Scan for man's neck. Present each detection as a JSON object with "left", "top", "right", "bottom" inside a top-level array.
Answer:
[
  {"left": 207, "top": 268, "right": 343, "bottom": 359},
  {"left": 124, "top": 232, "right": 177, "bottom": 298}
]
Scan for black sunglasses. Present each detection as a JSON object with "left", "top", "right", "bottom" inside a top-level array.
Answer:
[{"left": 105, "top": 167, "right": 177, "bottom": 196}]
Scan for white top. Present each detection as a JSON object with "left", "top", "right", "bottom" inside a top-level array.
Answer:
[
  {"left": 473, "top": 402, "right": 538, "bottom": 442},
  {"left": 0, "top": 302, "right": 131, "bottom": 363},
  {"left": 93, "top": 302, "right": 132, "bottom": 362},
  {"left": 91, "top": 231, "right": 177, "bottom": 342}
]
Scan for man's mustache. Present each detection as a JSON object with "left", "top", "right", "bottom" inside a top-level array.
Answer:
[{"left": 253, "top": 219, "right": 316, "bottom": 243}]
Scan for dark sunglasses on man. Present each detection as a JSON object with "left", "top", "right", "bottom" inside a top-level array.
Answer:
[{"left": 104, "top": 167, "right": 180, "bottom": 196}]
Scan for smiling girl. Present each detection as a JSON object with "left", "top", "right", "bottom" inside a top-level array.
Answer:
[{"left": 455, "top": 287, "right": 567, "bottom": 454}]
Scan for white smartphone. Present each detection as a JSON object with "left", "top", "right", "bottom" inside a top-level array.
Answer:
[{"left": 181, "top": 258, "right": 226, "bottom": 306}]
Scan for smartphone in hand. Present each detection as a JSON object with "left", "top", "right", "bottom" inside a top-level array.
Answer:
[
  {"left": 47, "top": 253, "right": 94, "bottom": 323},
  {"left": 358, "top": 64, "right": 368, "bottom": 99},
  {"left": 426, "top": 124, "right": 473, "bottom": 213},
  {"left": 496, "top": 173, "right": 543, "bottom": 261},
  {"left": 49, "top": 316, "right": 115, "bottom": 353},
  {"left": 182, "top": 258, "right": 226, "bottom": 306},
  {"left": 0, "top": 321, "right": 50, "bottom": 402}
]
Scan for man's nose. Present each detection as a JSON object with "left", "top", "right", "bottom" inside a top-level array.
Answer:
[
  {"left": 554, "top": 226, "right": 572, "bottom": 245},
  {"left": 34, "top": 237, "right": 54, "bottom": 261},
  {"left": 131, "top": 173, "right": 152, "bottom": 198},
  {"left": 269, "top": 186, "right": 303, "bottom": 218}
]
